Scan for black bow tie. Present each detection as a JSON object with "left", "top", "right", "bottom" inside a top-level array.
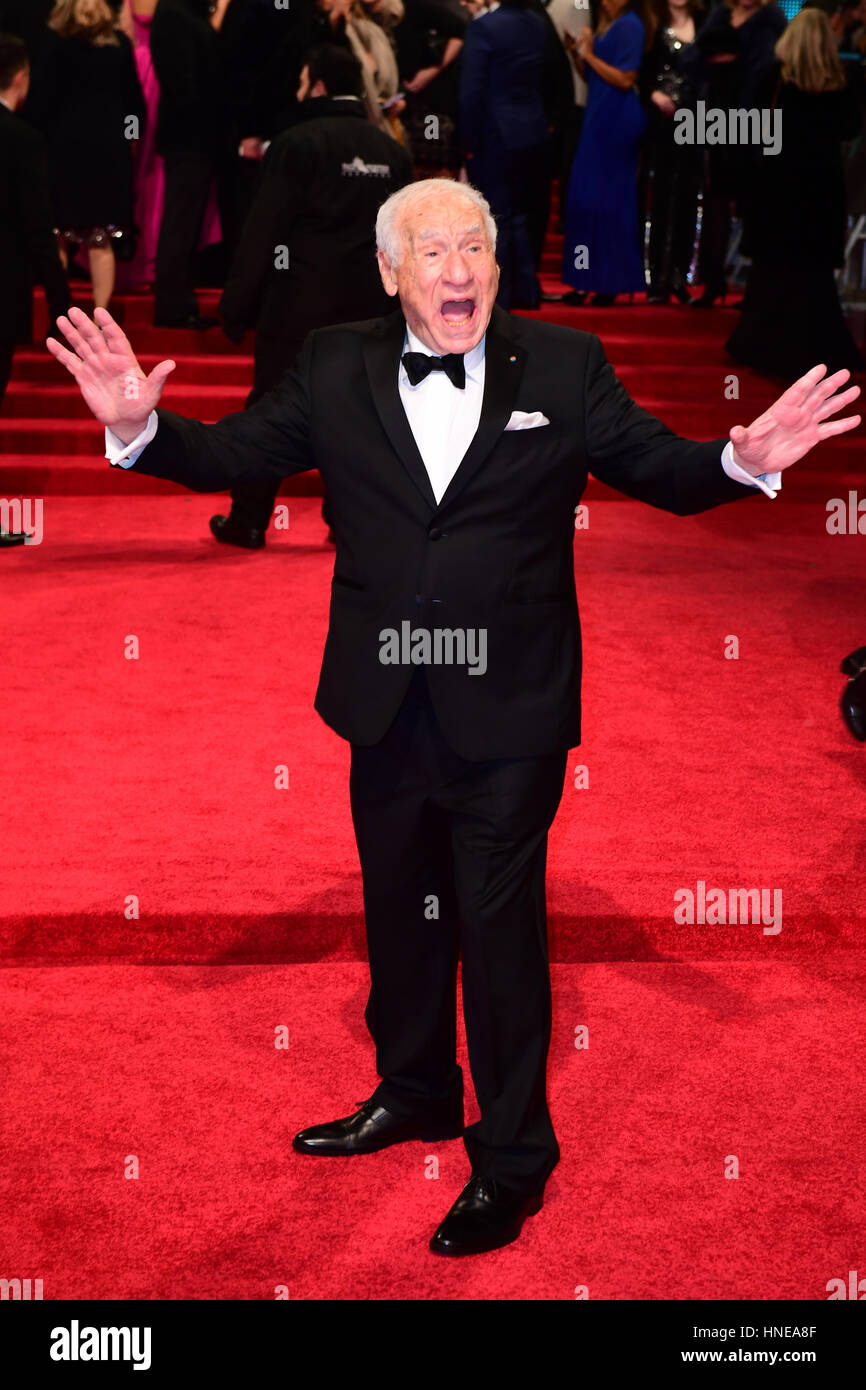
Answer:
[{"left": 401, "top": 350, "right": 466, "bottom": 390}]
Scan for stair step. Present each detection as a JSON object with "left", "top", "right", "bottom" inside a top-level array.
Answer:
[
  {"left": 0, "top": 417, "right": 230, "bottom": 455},
  {"left": 2, "top": 382, "right": 251, "bottom": 418},
  {"left": 0, "top": 453, "right": 325, "bottom": 496},
  {"left": 35, "top": 317, "right": 247, "bottom": 355},
  {"left": 0, "top": 452, "right": 854, "bottom": 500},
  {"left": 0, "top": 375, "right": 795, "bottom": 424},
  {"left": 10, "top": 350, "right": 254, "bottom": 386}
]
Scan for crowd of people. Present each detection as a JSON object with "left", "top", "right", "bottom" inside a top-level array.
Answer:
[
  {"left": 0, "top": 0, "right": 864, "bottom": 444},
  {"left": 1, "top": 1, "right": 864, "bottom": 349}
]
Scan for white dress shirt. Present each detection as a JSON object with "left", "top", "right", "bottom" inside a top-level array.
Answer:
[
  {"left": 104, "top": 334, "right": 781, "bottom": 499},
  {"left": 399, "top": 327, "right": 486, "bottom": 503}
]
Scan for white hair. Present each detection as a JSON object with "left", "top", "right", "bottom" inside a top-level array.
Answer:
[{"left": 375, "top": 179, "right": 497, "bottom": 267}]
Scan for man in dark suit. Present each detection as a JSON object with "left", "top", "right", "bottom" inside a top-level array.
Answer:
[
  {"left": 46, "top": 180, "right": 860, "bottom": 1254},
  {"left": 0, "top": 33, "right": 68, "bottom": 545},
  {"left": 0, "top": 32, "right": 68, "bottom": 392},
  {"left": 150, "top": 0, "right": 236, "bottom": 329},
  {"left": 459, "top": 0, "right": 551, "bottom": 309},
  {"left": 212, "top": 43, "right": 413, "bottom": 548}
]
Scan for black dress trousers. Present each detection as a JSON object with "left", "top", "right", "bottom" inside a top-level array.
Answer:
[
  {"left": 155, "top": 149, "right": 240, "bottom": 324},
  {"left": 349, "top": 666, "right": 568, "bottom": 1196},
  {"left": 154, "top": 151, "right": 213, "bottom": 322},
  {"left": 227, "top": 332, "right": 333, "bottom": 533}
]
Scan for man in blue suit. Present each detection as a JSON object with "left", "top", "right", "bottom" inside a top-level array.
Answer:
[{"left": 459, "top": 0, "right": 550, "bottom": 310}]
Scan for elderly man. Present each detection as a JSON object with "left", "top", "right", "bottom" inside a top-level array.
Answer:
[{"left": 47, "top": 179, "right": 860, "bottom": 1256}]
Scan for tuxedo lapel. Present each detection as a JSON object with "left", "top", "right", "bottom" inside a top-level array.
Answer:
[
  {"left": 361, "top": 310, "right": 438, "bottom": 512},
  {"left": 438, "top": 305, "right": 526, "bottom": 510}
]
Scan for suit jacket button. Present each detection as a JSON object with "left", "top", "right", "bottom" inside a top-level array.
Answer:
[{"left": 428, "top": 526, "right": 442, "bottom": 541}]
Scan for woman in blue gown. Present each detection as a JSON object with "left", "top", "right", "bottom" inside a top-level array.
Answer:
[{"left": 562, "top": 1, "right": 651, "bottom": 304}]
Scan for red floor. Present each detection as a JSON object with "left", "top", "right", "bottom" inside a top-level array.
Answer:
[{"left": 1, "top": 282, "right": 865, "bottom": 1299}]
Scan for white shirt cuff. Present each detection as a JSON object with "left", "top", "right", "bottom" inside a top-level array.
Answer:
[
  {"left": 721, "top": 440, "right": 781, "bottom": 499},
  {"left": 105, "top": 411, "right": 158, "bottom": 469}
]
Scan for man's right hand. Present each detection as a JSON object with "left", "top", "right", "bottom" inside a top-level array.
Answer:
[{"left": 46, "top": 307, "right": 176, "bottom": 446}]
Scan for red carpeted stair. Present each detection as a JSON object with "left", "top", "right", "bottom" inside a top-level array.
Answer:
[{"left": 1, "top": 270, "right": 865, "bottom": 1300}]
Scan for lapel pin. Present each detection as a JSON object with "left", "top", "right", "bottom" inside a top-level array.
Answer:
[{"left": 509, "top": 355, "right": 517, "bottom": 363}]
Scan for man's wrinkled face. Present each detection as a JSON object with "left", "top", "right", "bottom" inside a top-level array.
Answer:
[{"left": 377, "top": 191, "right": 499, "bottom": 355}]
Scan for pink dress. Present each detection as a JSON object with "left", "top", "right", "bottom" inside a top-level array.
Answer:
[{"left": 116, "top": 12, "right": 222, "bottom": 290}]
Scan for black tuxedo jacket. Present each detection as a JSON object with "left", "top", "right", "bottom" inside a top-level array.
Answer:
[{"left": 125, "top": 306, "right": 755, "bottom": 758}]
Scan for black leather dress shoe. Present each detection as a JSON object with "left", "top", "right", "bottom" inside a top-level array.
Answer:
[
  {"left": 293, "top": 1096, "right": 464, "bottom": 1156},
  {"left": 842, "top": 669, "right": 866, "bottom": 741},
  {"left": 841, "top": 646, "right": 866, "bottom": 678},
  {"left": 209, "top": 514, "right": 265, "bottom": 549},
  {"left": 429, "top": 1174, "right": 544, "bottom": 1256}
]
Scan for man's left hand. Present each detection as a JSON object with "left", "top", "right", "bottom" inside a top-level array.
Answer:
[{"left": 730, "top": 364, "right": 861, "bottom": 477}]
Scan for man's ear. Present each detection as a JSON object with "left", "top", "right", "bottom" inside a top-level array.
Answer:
[{"left": 377, "top": 249, "right": 399, "bottom": 298}]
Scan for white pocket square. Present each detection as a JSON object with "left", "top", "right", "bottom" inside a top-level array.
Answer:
[{"left": 505, "top": 410, "right": 550, "bottom": 431}]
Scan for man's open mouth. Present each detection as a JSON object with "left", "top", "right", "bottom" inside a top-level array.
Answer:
[{"left": 439, "top": 299, "right": 476, "bottom": 328}]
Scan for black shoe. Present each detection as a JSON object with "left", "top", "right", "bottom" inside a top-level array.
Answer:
[
  {"left": 690, "top": 286, "right": 727, "bottom": 308},
  {"left": 209, "top": 514, "right": 265, "bottom": 549},
  {"left": 293, "top": 1095, "right": 464, "bottom": 1156},
  {"left": 669, "top": 270, "right": 693, "bottom": 305},
  {"left": 154, "top": 313, "right": 220, "bottom": 331},
  {"left": 842, "top": 669, "right": 866, "bottom": 741},
  {"left": 0, "top": 531, "right": 27, "bottom": 547},
  {"left": 841, "top": 646, "right": 866, "bottom": 677},
  {"left": 561, "top": 290, "right": 587, "bottom": 306},
  {"left": 430, "top": 1174, "right": 544, "bottom": 1256}
]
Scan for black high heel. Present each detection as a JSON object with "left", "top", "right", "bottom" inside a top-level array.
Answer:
[
  {"left": 646, "top": 282, "right": 670, "bottom": 304},
  {"left": 691, "top": 284, "right": 727, "bottom": 308},
  {"left": 670, "top": 270, "right": 692, "bottom": 305}
]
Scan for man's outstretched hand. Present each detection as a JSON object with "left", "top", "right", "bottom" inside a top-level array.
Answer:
[
  {"left": 46, "top": 306, "right": 176, "bottom": 446},
  {"left": 730, "top": 364, "right": 861, "bottom": 477}
]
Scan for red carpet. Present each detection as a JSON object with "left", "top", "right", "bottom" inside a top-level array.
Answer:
[
  {"left": 2, "top": 959, "right": 864, "bottom": 1299},
  {"left": 2, "top": 276, "right": 865, "bottom": 1299}
]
